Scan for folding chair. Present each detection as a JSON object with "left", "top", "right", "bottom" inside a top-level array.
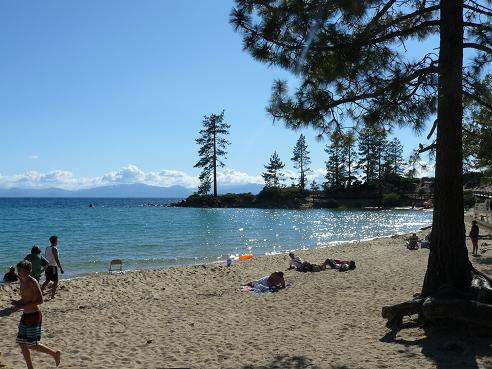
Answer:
[{"left": 108, "top": 259, "right": 123, "bottom": 273}]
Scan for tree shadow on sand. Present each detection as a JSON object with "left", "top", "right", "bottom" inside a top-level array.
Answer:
[
  {"left": 239, "top": 355, "right": 350, "bottom": 369},
  {"left": 380, "top": 320, "right": 492, "bottom": 369}
]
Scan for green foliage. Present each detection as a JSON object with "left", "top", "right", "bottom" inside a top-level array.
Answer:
[
  {"left": 262, "top": 151, "right": 285, "bottom": 188},
  {"left": 194, "top": 111, "right": 231, "bottom": 196},
  {"left": 291, "top": 134, "right": 311, "bottom": 189},
  {"left": 177, "top": 193, "right": 256, "bottom": 208},
  {"left": 230, "top": 0, "right": 450, "bottom": 133},
  {"left": 382, "top": 193, "right": 400, "bottom": 208},
  {"left": 463, "top": 76, "right": 492, "bottom": 181},
  {"left": 357, "top": 126, "right": 387, "bottom": 185},
  {"left": 310, "top": 179, "right": 319, "bottom": 193},
  {"left": 325, "top": 127, "right": 347, "bottom": 190},
  {"left": 257, "top": 186, "right": 309, "bottom": 208},
  {"left": 384, "top": 138, "right": 406, "bottom": 176}
]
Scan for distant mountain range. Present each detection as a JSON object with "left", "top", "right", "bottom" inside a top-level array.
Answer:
[{"left": 0, "top": 183, "right": 264, "bottom": 198}]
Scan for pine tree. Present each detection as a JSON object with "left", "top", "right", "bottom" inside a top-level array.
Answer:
[
  {"left": 343, "top": 131, "right": 358, "bottom": 188},
  {"left": 262, "top": 151, "right": 285, "bottom": 188},
  {"left": 356, "top": 127, "right": 377, "bottom": 185},
  {"left": 325, "top": 128, "right": 347, "bottom": 190},
  {"left": 384, "top": 138, "right": 406, "bottom": 176},
  {"left": 291, "top": 134, "right": 311, "bottom": 189},
  {"left": 194, "top": 111, "right": 230, "bottom": 196}
]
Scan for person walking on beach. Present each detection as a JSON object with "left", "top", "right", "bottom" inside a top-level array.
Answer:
[
  {"left": 41, "top": 236, "right": 64, "bottom": 299},
  {"left": 469, "top": 220, "right": 480, "bottom": 256},
  {"left": 24, "top": 245, "right": 49, "bottom": 282},
  {"left": 12, "top": 260, "right": 61, "bottom": 369}
]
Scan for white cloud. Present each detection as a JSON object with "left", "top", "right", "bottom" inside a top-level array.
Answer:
[
  {"left": 0, "top": 162, "right": 436, "bottom": 191},
  {"left": 217, "top": 168, "right": 263, "bottom": 185},
  {"left": 28, "top": 155, "right": 39, "bottom": 160},
  {"left": 0, "top": 165, "right": 270, "bottom": 190}
]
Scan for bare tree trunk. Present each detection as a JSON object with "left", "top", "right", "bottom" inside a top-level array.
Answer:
[
  {"left": 213, "top": 120, "right": 217, "bottom": 198},
  {"left": 422, "top": 0, "right": 471, "bottom": 296}
]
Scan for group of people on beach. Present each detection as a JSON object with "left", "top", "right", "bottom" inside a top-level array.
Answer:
[
  {"left": 3, "top": 235, "right": 64, "bottom": 369},
  {"left": 405, "top": 220, "right": 482, "bottom": 255},
  {"left": 243, "top": 252, "right": 356, "bottom": 292}
]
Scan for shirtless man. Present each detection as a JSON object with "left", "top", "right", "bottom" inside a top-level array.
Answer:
[{"left": 11, "top": 260, "right": 61, "bottom": 369}]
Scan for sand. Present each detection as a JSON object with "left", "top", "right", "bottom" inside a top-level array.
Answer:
[{"left": 1, "top": 228, "right": 491, "bottom": 369}]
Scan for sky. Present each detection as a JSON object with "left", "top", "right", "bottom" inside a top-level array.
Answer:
[{"left": 0, "top": 0, "right": 436, "bottom": 190}]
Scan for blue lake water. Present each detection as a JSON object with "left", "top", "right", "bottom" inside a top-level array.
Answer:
[{"left": 0, "top": 198, "right": 433, "bottom": 278}]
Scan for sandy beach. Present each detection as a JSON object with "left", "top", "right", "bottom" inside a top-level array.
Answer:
[{"left": 1, "top": 228, "right": 491, "bottom": 369}]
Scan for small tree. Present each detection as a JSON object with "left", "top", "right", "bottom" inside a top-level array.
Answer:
[
  {"left": 291, "top": 134, "right": 311, "bottom": 189},
  {"left": 325, "top": 128, "right": 347, "bottom": 190},
  {"left": 194, "top": 111, "right": 230, "bottom": 196},
  {"left": 263, "top": 151, "right": 285, "bottom": 188},
  {"left": 384, "top": 138, "right": 406, "bottom": 176},
  {"left": 310, "top": 179, "right": 319, "bottom": 193}
]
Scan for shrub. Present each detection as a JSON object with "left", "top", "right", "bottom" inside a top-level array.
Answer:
[{"left": 382, "top": 192, "right": 400, "bottom": 207}]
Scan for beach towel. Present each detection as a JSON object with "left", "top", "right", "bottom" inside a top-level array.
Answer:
[{"left": 240, "top": 284, "right": 290, "bottom": 294}]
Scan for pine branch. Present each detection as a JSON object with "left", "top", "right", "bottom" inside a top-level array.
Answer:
[
  {"left": 464, "top": 42, "right": 492, "bottom": 54},
  {"left": 464, "top": 91, "right": 492, "bottom": 111},
  {"left": 464, "top": 22, "right": 492, "bottom": 33},
  {"left": 463, "top": 3, "right": 492, "bottom": 17}
]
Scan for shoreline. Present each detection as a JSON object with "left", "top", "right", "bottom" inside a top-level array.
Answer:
[{"left": 1, "top": 224, "right": 433, "bottom": 282}]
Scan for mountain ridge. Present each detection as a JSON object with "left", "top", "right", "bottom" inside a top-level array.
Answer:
[{"left": 0, "top": 183, "right": 263, "bottom": 197}]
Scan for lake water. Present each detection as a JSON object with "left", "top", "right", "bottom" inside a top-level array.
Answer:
[{"left": 0, "top": 198, "right": 433, "bottom": 278}]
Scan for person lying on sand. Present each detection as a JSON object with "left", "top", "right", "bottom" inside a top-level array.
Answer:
[
  {"left": 324, "top": 259, "right": 356, "bottom": 272},
  {"left": 289, "top": 252, "right": 356, "bottom": 273},
  {"left": 243, "top": 271, "right": 286, "bottom": 291},
  {"left": 287, "top": 252, "right": 304, "bottom": 269}
]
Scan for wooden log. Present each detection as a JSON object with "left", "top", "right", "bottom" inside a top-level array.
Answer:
[
  {"left": 422, "top": 298, "right": 492, "bottom": 328},
  {"left": 381, "top": 298, "right": 426, "bottom": 329}
]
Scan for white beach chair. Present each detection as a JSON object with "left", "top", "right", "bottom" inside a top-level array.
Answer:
[{"left": 108, "top": 259, "right": 123, "bottom": 273}]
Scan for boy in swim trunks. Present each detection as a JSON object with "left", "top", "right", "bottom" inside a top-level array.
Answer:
[{"left": 11, "top": 260, "right": 61, "bottom": 369}]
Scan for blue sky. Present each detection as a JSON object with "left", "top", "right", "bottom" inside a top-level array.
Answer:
[{"left": 0, "top": 0, "right": 434, "bottom": 190}]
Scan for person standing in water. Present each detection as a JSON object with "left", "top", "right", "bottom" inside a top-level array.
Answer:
[
  {"left": 41, "top": 236, "right": 64, "bottom": 299},
  {"left": 12, "top": 260, "right": 61, "bottom": 368}
]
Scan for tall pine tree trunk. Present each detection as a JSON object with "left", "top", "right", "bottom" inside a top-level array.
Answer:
[
  {"left": 422, "top": 0, "right": 471, "bottom": 296},
  {"left": 378, "top": 150, "right": 383, "bottom": 208},
  {"left": 347, "top": 147, "right": 352, "bottom": 188},
  {"left": 213, "top": 121, "right": 218, "bottom": 197}
]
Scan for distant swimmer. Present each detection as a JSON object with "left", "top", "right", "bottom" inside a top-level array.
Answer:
[{"left": 89, "top": 204, "right": 95, "bottom": 208}]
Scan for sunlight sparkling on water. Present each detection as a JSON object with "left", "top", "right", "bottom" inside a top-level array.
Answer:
[{"left": 0, "top": 199, "right": 433, "bottom": 277}]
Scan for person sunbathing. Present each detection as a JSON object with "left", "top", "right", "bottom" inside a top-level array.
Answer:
[
  {"left": 324, "top": 259, "right": 356, "bottom": 271},
  {"left": 243, "top": 272, "right": 286, "bottom": 291},
  {"left": 290, "top": 254, "right": 356, "bottom": 273},
  {"left": 287, "top": 252, "right": 304, "bottom": 269}
]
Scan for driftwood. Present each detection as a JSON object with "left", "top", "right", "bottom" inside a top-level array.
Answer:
[
  {"left": 422, "top": 298, "right": 492, "bottom": 328},
  {"left": 382, "top": 273, "right": 492, "bottom": 330}
]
